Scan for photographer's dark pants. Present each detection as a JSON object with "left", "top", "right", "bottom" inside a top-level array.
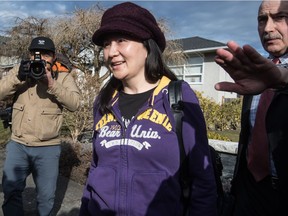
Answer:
[
  {"left": 233, "top": 166, "right": 281, "bottom": 216},
  {"left": 2, "top": 140, "right": 61, "bottom": 216}
]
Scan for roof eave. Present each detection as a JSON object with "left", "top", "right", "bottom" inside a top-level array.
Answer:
[{"left": 183, "top": 46, "right": 227, "bottom": 53}]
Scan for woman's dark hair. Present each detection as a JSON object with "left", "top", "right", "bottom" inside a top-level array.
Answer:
[{"left": 96, "top": 38, "right": 177, "bottom": 114}]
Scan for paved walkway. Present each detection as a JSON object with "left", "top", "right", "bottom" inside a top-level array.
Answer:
[{"left": 0, "top": 147, "right": 84, "bottom": 216}]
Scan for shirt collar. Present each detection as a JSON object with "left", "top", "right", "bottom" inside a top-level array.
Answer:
[{"left": 268, "top": 53, "right": 288, "bottom": 65}]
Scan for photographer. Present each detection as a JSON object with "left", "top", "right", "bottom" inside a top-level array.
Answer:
[{"left": 0, "top": 36, "right": 80, "bottom": 216}]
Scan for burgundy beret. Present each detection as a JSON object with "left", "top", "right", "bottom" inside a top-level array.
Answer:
[{"left": 92, "top": 2, "right": 166, "bottom": 52}]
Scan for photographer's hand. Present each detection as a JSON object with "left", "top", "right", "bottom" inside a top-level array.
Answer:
[
  {"left": 39, "top": 61, "right": 55, "bottom": 89},
  {"left": 46, "top": 67, "right": 55, "bottom": 89},
  {"left": 17, "top": 60, "right": 30, "bottom": 81}
]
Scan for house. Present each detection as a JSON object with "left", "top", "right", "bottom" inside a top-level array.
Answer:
[
  {"left": 170, "top": 36, "right": 238, "bottom": 104},
  {"left": 0, "top": 36, "right": 19, "bottom": 78}
]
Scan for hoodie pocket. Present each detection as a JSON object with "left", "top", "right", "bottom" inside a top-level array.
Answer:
[
  {"left": 87, "top": 166, "right": 117, "bottom": 211},
  {"left": 131, "top": 171, "right": 168, "bottom": 215}
]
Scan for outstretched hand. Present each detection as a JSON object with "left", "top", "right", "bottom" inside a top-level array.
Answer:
[{"left": 214, "top": 41, "right": 285, "bottom": 95}]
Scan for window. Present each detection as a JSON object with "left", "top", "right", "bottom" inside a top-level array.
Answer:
[{"left": 170, "top": 56, "right": 204, "bottom": 84}]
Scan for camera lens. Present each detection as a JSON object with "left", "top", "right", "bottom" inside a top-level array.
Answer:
[
  {"left": 30, "top": 61, "right": 46, "bottom": 79},
  {"left": 29, "top": 51, "right": 46, "bottom": 80}
]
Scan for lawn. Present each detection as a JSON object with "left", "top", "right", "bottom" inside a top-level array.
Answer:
[
  {"left": 211, "top": 129, "right": 240, "bottom": 142},
  {"left": 0, "top": 122, "right": 11, "bottom": 145}
]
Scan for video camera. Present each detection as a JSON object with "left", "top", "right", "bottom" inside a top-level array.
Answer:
[
  {"left": 0, "top": 107, "right": 12, "bottom": 129},
  {"left": 21, "top": 51, "right": 47, "bottom": 80}
]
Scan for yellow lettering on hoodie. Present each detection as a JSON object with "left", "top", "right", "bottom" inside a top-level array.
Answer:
[
  {"left": 95, "top": 113, "right": 116, "bottom": 130},
  {"left": 137, "top": 109, "right": 172, "bottom": 131}
]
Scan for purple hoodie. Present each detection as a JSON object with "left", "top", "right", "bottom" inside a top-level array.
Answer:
[{"left": 79, "top": 76, "right": 217, "bottom": 216}]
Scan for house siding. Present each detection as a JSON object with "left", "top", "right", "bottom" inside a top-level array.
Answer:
[{"left": 172, "top": 36, "right": 237, "bottom": 104}]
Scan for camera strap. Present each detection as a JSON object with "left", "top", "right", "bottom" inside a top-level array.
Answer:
[
  {"left": 47, "top": 61, "right": 58, "bottom": 80},
  {"left": 46, "top": 61, "right": 53, "bottom": 67}
]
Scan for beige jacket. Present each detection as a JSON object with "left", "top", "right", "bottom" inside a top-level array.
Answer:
[{"left": 0, "top": 64, "right": 80, "bottom": 146}]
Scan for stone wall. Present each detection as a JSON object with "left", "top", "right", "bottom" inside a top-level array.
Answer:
[
  {"left": 209, "top": 139, "right": 238, "bottom": 192},
  {"left": 209, "top": 139, "right": 238, "bottom": 154}
]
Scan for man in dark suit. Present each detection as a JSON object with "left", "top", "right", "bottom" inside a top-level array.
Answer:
[{"left": 215, "top": 0, "right": 288, "bottom": 215}]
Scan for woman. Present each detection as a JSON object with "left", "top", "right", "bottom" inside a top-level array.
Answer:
[{"left": 79, "top": 2, "right": 217, "bottom": 216}]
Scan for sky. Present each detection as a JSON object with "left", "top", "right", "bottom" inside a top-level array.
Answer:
[{"left": 0, "top": 0, "right": 267, "bottom": 55}]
